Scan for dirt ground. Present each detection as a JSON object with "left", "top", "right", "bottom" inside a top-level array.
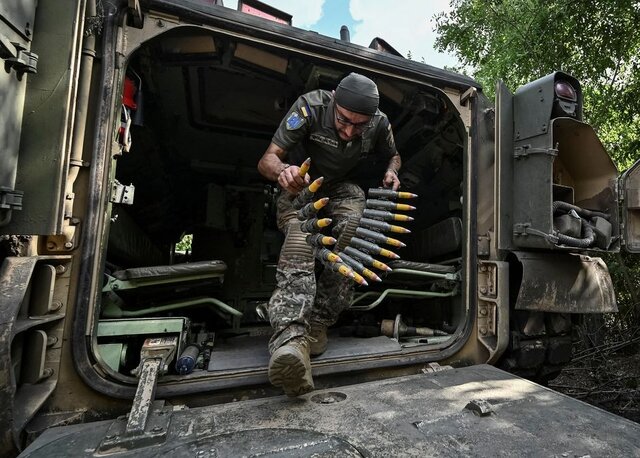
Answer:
[{"left": 549, "top": 339, "right": 640, "bottom": 424}]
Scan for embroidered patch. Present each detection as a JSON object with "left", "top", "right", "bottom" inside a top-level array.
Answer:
[
  {"left": 310, "top": 133, "right": 338, "bottom": 148},
  {"left": 286, "top": 111, "right": 305, "bottom": 130}
]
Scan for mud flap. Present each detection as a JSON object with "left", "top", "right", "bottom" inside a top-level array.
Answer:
[{"left": 512, "top": 251, "right": 617, "bottom": 313}]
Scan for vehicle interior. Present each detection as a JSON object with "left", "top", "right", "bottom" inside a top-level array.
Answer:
[{"left": 96, "top": 26, "right": 469, "bottom": 386}]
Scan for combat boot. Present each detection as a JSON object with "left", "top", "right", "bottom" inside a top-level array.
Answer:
[
  {"left": 268, "top": 337, "right": 314, "bottom": 397},
  {"left": 309, "top": 324, "right": 328, "bottom": 357}
]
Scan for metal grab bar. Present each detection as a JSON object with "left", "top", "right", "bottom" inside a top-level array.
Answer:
[
  {"left": 388, "top": 268, "right": 460, "bottom": 282},
  {"left": 103, "top": 296, "right": 242, "bottom": 318},
  {"left": 350, "top": 287, "right": 459, "bottom": 311}
]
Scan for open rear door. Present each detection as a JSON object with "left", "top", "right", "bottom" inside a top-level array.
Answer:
[
  {"left": 0, "top": 0, "right": 84, "bottom": 239},
  {"left": 621, "top": 159, "right": 640, "bottom": 253},
  {"left": 0, "top": 1, "right": 38, "bottom": 227}
]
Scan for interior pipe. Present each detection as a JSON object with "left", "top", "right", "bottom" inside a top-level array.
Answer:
[
  {"left": 350, "top": 287, "right": 459, "bottom": 311},
  {"left": 61, "top": 0, "right": 97, "bottom": 249},
  {"left": 103, "top": 296, "right": 243, "bottom": 318},
  {"left": 388, "top": 268, "right": 460, "bottom": 282}
]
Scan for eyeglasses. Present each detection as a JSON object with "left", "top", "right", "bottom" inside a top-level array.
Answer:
[{"left": 334, "top": 106, "right": 372, "bottom": 132}]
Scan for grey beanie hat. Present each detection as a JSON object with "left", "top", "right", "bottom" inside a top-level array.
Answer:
[{"left": 334, "top": 73, "right": 379, "bottom": 115}]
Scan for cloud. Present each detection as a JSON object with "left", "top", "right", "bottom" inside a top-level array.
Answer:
[
  {"left": 349, "top": 0, "right": 458, "bottom": 69},
  {"left": 225, "top": 0, "right": 458, "bottom": 68},
  {"left": 227, "top": 0, "right": 325, "bottom": 29}
]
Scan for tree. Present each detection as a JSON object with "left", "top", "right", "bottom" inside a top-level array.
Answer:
[{"left": 434, "top": 0, "right": 640, "bottom": 169}]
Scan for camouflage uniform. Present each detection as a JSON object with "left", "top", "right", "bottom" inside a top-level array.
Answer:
[{"left": 268, "top": 89, "right": 397, "bottom": 354}]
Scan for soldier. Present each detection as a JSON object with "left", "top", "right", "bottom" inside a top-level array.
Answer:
[{"left": 257, "top": 73, "right": 401, "bottom": 396}]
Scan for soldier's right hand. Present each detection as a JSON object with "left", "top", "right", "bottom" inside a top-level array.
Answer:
[{"left": 278, "top": 165, "right": 309, "bottom": 195}]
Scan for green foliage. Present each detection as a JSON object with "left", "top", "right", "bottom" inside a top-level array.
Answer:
[
  {"left": 434, "top": 0, "right": 640, "bottom": 169},
  {"left": 434, "top": 1, "right": 640, "bottom": 328},
  {"left": 176, "top": 233, "right": 193, "bottom": 252}
]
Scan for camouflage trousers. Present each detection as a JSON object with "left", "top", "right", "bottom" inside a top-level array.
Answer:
[{"left": 268, "top": 182, "right": 365, "bottom": 353}]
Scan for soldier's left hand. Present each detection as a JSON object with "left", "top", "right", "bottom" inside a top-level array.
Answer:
[{"left": 382, "top": 169, "right": 400, "bottom": 190}]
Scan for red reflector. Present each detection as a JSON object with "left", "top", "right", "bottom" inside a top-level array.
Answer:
[
  {"left": 554, "top": 81, "right": 577, "bottom": 101},
  {"left": 122, "top": 77, "right": 138, "bottom": 109}
]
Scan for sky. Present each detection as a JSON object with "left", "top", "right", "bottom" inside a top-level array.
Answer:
[{"left": 224, "top": 0, "right": 460, "bottom": 69}]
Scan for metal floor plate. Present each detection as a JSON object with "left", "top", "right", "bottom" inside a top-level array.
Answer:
[
  {"left": 21, "top": 365, "right": 640, "bottom": 457},
  {"left": 208, "top": 334, "right": 402, "bottom": 372}
]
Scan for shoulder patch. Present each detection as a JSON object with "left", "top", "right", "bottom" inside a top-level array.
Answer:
[{"left": 286, "top": 111, "right": 306, "bottom": 130}]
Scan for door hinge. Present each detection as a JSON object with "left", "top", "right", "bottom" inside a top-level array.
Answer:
[
  {"left": 514, "top": 144, "right": 558, "bottom": 159},
  {"left": 0, "top": 187, "right": 24, "bottom": 212},
  {"left": 110, "top": 180, "right": 135, "bottom": 205},
  {"left": 477, "top": 233, "right": 490, "bottom": 256},
  {"left": 0, "top": 36, "right": 38, "bottom": 78}
]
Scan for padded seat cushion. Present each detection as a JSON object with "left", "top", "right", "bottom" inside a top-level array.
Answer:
[{"left": 113, "top": 260, "right": 227, "bottom": 281}]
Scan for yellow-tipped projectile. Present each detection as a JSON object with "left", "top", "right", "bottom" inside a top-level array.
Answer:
[
  {"left": 379, "top": 248, "right": 401, "bottom": 259},
  {"left": 372, "top": 259, "right": 392, "bottom": 272},
  {"left": 316, "top": 247, "right": 343, "bottom": 264},
  {"left": 351, "top": 271, "right": 369, "bottom": 286},
  {"left": 366, "top": 199, "right": 415, "bottom": 212},
  {"left": 306, "top": 234, "right": 337, "bottom": 247},
  {"left": 300, "top": 217, "right": 333, "bottom": 233},
  {"left": 299, "top": 157, "right": 311, "bottom": 177},
  {"left": 355, "top": 227, "right": 406, "bottom": 248},
  {"left": 367, "top": 188, "right": 419, "bottom": 200},
  {"left": 313, "top": 197, "right": 329, "bottom": 211},
  {"left": 389, "top": 224, "right": 411, "bottom": 234},
  {"left": 385, "top": 237, "right": 406, "bottom": 248},
  {"left": 317, "top": 218, "right": 332, "bottom": 228},
  {"left": 362, "top": 268, "right": 382, "bottom": 282},
  {"left": 320, "top": 236, "right": 337, "bottom": 246},
  {"left": 337, "top": 264, "right": 355, "bottom": 279},
  {"left": 397, "top": 191, "right": 418, "bottom": 199},
  {"left": 395, "top": 203, "right": 416, "bottom": 211},
  {"left": 350, "top": 237, "right": 400, "bottom": 259},
  {"left": 363, "top": 209, "right": 414, "bottom": 223},
  {"left": 308, "top": 177, "right": 324, "bottom": 193},
  {"left": 393, "top": 214, "right": 414, "bottom": 222}
]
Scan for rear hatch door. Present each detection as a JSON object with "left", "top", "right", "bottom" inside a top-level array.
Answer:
[{"left": 620, "top": 158, "right": 640, "bottom": 252}]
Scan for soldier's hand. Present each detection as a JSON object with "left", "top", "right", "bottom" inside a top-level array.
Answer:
[
  {"left": 278, "top": 165, "right": 310, "bottom": 195},
  {"left": 382, "top": 169, "right": 400, "bottom": 191}
]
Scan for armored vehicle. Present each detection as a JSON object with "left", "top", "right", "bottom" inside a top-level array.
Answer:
[{"left": 2, "top": 0, "right": 640, "bottom": 455}]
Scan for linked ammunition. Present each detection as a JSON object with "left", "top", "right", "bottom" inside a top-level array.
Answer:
[
  {"left": 366, "top": 199, "right": 416, "bottom": 212},
  {"left": 300, "top": 217, "right": 332, "bottom": 233},
  {"left": 297, "top": 197, "right": 330, "bottom": 221},
  {"left": 363, "top": 208, "right": 414, "bottom": 222},
  {"left": 343, "top": 246, "right": 392, "bottom": 272},
  {"left": 355, "top": 227, "right": 406, "bottom": 248},
  {"left": 306, "top": 233, "right": 337, "bottom": 247},
  {"left": 325, "top": 261, "right": 367, "bottom": 285},
  {"left": 360, "top": 218, "right": 411, "bottom": 234},
  {"left": 368, "top": 188, "right": 418, "bottom": 200},
  {"left": 292, "top": 176, "right": 325, "bottom": 210},
  {"left": 350, "top": 237, "right": 400, "bottom": 259},
  {"left": 339, "top": 252, "right": 382, "bottom": 282}
]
